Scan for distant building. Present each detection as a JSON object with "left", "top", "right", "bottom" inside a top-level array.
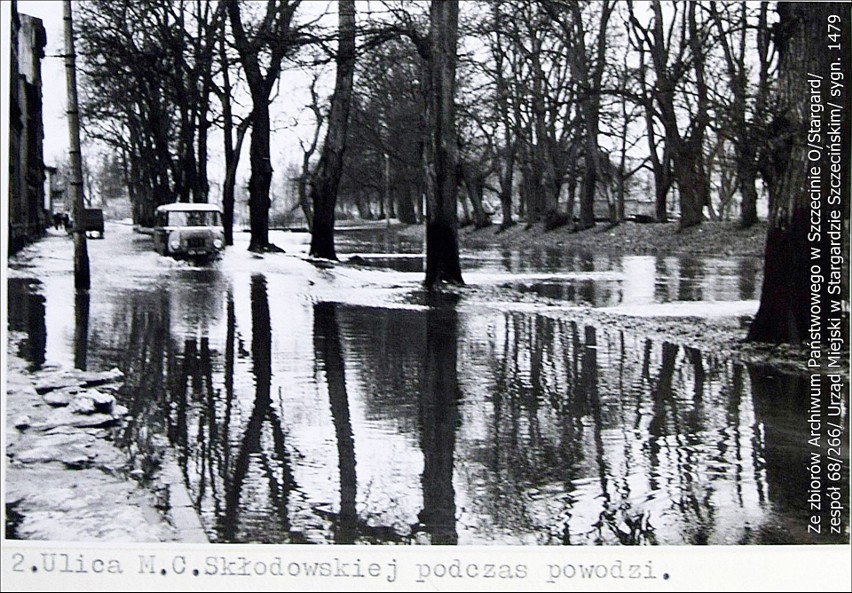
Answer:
[
  {"left": 44, "top": 165, "right": 68, "bottom": 215},
  {"left": 8, "top": 1, "right": 48, "bottom": 254}
]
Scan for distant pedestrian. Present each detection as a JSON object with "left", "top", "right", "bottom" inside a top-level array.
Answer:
[{"left": 53, "top": 212, "right": 63, "bottom": 230}]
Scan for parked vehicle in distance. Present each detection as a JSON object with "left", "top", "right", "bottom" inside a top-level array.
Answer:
[
  {"left": 153, "top": 203, "right": 225, "bottom": 260},
  {"left": 83, "top": 208, "right": 104, "bottom": 238}
]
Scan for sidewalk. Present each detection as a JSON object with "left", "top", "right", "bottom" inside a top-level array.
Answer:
[{"left": 4, "top": 342, "right": 207, "bottom": 543}]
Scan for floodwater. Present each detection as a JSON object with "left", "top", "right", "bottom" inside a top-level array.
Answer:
[{"left": 6, "top": 223, "right": 849, "bottom": 545}]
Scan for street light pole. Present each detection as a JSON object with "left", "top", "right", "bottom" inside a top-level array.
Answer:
[{"left": 63, "top": 0, "right": 90, "bottom": 290}]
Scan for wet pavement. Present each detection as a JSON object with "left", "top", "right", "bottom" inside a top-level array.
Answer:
[
  {"left": 3, "top": 349, "right": 184, "bottom": 542},
  {"left": 5, "top": 222, "right": 849, "bottom": 544}
]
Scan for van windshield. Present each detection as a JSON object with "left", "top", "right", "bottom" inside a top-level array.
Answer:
[{"left": 167, "top": 210, "right": 221, "bottom": 227}]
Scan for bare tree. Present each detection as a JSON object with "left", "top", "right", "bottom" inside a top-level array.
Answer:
[
  {"left": 296, "top": 76, "right": 325, "bottom": 232},
  {"left": 213, "top": 8, "right": 251, "bottom": 245},
  {"left": 627, "top": 1, "right": 712, "bottom": 229},
  {"left": 490, "top": 2, "right": 517, "bottom": 230},
  {"left": 710, "top": 1, "right": 774, "bottom": 228},
  {"left": 77, "top": 0, "right": 223, "bottom": 224},
  {"left": 309, "top": 0, "right": 357, "bottom": 260},
  {"left": 423, "top": 0, "right": 464, "bottom": 287},
  {"left": 542, "top": 0, "right": 615, "bottom": 230},
  {"left": 748, "top": 3, "right": 847, "bottom": 343},
  {"left": 227, "top": 0, "right": 302, "bottom": 252}
]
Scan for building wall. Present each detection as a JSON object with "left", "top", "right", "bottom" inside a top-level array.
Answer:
[{"left": 8, "top": 1, "right": 48, "bottom": 254}]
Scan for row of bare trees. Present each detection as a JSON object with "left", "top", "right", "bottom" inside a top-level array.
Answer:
[
  {"left": 336, "top": 1, "right": 778, "bottom": 233},
  {"left": 75, "top": 0, "right": 467, "bottom": 278},
  {"left": 73, "top": 1, "right": 849, "bottom": 340},
  {"left": 76, "top": 1, "right": 779, "bottom": 242}
]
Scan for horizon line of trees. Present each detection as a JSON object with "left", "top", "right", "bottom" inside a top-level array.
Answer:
[{"left": 75, "top": 1, "right": 780, "bottom": 234}]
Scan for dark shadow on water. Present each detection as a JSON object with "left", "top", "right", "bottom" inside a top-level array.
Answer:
[
  {"left": 7, "top": 278, "right": 46, "bottom": 370},
  {"left": 748, "top": 365, "right": 849, "bottom": 543},
  {"left": 416, "top": 304, "right": 461, "bottom": 545},
  {"left": 218, "top": 274, "right": 299, "bottom": 543},
  {"left": 74, "top": 290, "right": 90, "bottom": 371},
  {"left": 313, "top": 301, "right": 358, "bottom": 544}
]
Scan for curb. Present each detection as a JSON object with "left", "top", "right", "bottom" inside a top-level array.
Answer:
[{"left": 158, "top": 449, "right": 209, "bottom": 544}]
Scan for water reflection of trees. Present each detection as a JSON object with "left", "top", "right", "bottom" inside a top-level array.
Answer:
[
  {"left": 325, "top": 302, "right": 462, "bottom": 544},
  {"left": 465, "top": 311, "right": 841, "bottom": 544},
  {"left": 313, "top": 301, "right": 358, "bottom": 544},
  {"left": 7, "top": 278, "right": 46, "bottom": 370},
  {"left": 313, "top": 301, "right": 424, "bottom": 544},
  {"left": 749, "top": 367, "right": 849, "bottom": 543},
  {"left": 417, "top": 305, "right": 460, "bottom": 544},
  {"left": 98, "top": 279, "right": 304, "bottom": 543},
  {"left": 82, "top": 280, "right": 845, "bottom": 545},
  {"left": 214, "top": 274, "right": 299, "bottom": 543},
  {"left": 334, "top": 306, "right": 425, "bottom": 434},
  {"left": 107, "top": 290, "right": 173, "bottom": 479},
  {"left": 167, "top": 276, "right": 309, "bottom": 543}
]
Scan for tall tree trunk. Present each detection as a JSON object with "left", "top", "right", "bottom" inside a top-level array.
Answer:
[
  {"left": 561, "top": 0, "right": 613, "bottom": 231},
  {"left": 227, "top": 0, "right": 298, "bottom": 252},
  {"left": 636, "top": 43, "right": 669, "bottom": 222},
  {"left": 247, "top": 98, "right": 273, "bottom": 251},
  {"left": 674, "top": 139, "right": 708, "bottom": 228},
  {"left": 748, "top": 2, "right": 849, "bottom": 343},
  {"left": 498, "top": 157, "right": 515, "bottom": 230},
  {"left": 579, "top": 152, "right": 597, "bottom": 229},
  {"left": 530, "top": 56, "right": 561, "bottom": 226},
  {"left": 220, "top": 66, "right": 236, "bottom": 245},
  {"left": 298, "top": 170, "right": 313, "bottom": 231},
  {"left": 396, "top": 186, "right": 417, "bottom": 224},
  {"left": 423, "top": 0, "right": 464, "bottom": 288},
  {"left": 677, "top": 3, "right": 710, "bottom": 229},
  {"left": 217, "top": 18, "right": 249, "bottom": 245},
  {"left": 196, "top": 94, "right": 210, "bottom": 203},
  {"left": 738, "top": 160, "right": 759, "bottom": 227},
  {"left": 654, "top": 165, "right": 671, "bottom": 222},
  {"left": 461, "top": 164, "right": 490, "bottom": 229},
  {"left": 222, "top": 119, "right": 248, "bottom": 246},
  {"left": 193, "top": 0, "right": 217, "bottom": 204},
  {"left": 493, "top": 5, "right": 515, "bottom": 231},
  {"left": 381, "top": 152, "right": 392, "bottom": 223},
  {"left": 309, "top": 0, "right": 357, "bottom": 260}
]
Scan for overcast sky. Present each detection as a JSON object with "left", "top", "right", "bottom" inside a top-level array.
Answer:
[{"left": 17, "top": 1, "right": 67, "bottom": 165}]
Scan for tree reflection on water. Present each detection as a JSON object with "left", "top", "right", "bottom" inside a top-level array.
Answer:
[{"left": 55, "top": 278, "right": 847, "bottom": 545}]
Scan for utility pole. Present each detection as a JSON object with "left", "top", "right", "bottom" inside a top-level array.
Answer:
[
  {"left": 383, "top": 152, "right": 391, "bottom": 228},
  {"left": 63, "top": 0, "right": 90, "bottom": 290}
]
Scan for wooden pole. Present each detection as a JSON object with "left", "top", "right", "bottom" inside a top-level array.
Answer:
[{"left": 63, "top": 0, "right": 90, "bottom": 290}]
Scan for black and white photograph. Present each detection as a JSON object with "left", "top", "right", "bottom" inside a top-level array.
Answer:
[{"left": 2, "top": 0, "right": 850, "bottom": 590}]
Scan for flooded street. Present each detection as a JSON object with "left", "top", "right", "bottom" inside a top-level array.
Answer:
[{"left": 7, "top": 223, "right": 849, "bottom": 545}]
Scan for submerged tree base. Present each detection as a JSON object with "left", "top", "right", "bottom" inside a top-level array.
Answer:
[
  {"left": 543, "top": 210, "right": 571, "bottom": 232},
  {"left": 424, "top": 221, "right": 464, "bottom": 289},
  {"left": 423, "top": 277, "right": 465, "bottom": 291},
  {"left": 497, "top": 220, "right": 516, "bottom": 233},
  {"left": 248, "top": 243, "right": 286, "bottom": 254}
]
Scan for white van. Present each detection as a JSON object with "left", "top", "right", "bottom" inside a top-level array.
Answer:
[{"left": 153, "top": 203, "right": 225, "bottom": 260}]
